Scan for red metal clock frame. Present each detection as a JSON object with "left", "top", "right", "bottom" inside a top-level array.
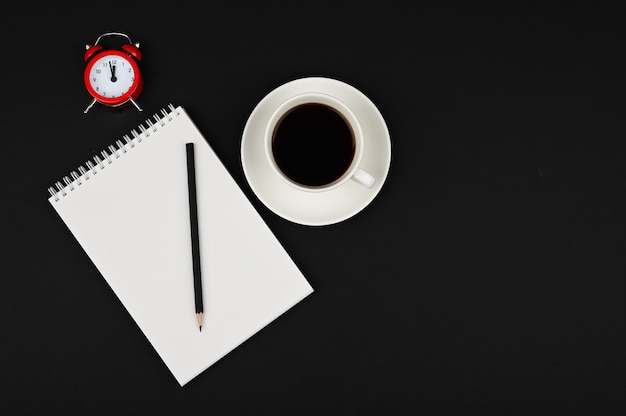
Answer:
[{"left": 84, "top": 49, "right": 143, "bottom": 107}]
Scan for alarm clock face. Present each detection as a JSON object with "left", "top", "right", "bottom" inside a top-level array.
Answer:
[{"left": 85, "top": 50, "right": 141, "bottom": 105}]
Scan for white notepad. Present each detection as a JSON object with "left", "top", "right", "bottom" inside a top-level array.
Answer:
[{"left": 47, "top": 104, "right": 313, "bottom": 386}]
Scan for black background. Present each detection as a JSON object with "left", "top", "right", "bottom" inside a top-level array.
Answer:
[{"left": 2, "top": 3, "right": 626, "bottom": 415}]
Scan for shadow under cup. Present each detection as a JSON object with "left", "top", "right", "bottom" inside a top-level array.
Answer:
[{"left": 271, "top": 102, "right": 356, "bottom": 189}]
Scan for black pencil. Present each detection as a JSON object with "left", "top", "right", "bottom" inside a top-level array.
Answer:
[{"left": 186, "top": 142, "right": 204, "bottom": 331}]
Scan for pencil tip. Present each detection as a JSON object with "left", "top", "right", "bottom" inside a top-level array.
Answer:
[{"left": 196, "top": 312, "right": 203, "bottom": 331}]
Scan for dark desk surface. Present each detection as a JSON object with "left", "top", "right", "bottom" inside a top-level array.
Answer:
[{"left": 3, "top": 4, "right": 626, "bottom": 415}]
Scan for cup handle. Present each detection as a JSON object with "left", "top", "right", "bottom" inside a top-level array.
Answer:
[{"left": 351, "top": 167, "right": 375, "bottom": 188}]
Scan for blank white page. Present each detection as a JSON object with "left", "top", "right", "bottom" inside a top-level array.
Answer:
[{"left": 48, "top": 105, "right": 313, "bottom": 386}]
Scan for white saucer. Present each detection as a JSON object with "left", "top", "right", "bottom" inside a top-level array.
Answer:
[{"left": 241, "top": 77, "right": 391, "bottom": 226}]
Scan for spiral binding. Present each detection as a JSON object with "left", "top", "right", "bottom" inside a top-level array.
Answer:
[{"left": 48, "top": 104, "right": 179, "bottom": 202}]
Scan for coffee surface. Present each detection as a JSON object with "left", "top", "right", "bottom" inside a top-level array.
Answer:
[{"left": 272, "top": 103, "right": 355, "bottom": 187}]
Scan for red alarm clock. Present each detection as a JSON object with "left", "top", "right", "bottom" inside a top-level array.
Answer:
[{"left": 83, "top": 32, "right": 144, "bottom": 113}]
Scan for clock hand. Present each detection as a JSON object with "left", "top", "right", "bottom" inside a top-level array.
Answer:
[{"left": 109, "top": 62, "right": 117, "bottom": 83}]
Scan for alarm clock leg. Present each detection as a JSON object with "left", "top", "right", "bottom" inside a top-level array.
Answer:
[
  {"left": 129, "top": 97, "right": 143, "bottom": 112},
  {"left": 84, "top": 98, "right": 97, "bottom": 114}
]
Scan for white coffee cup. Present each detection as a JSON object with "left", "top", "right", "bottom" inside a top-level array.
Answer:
[{"left": 264, "top": 92, "right": 375, "bottom": 192}]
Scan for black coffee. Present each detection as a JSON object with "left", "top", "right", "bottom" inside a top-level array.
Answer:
[{"left": 271, "top": 103, "right": 355, "bottom": 187}]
